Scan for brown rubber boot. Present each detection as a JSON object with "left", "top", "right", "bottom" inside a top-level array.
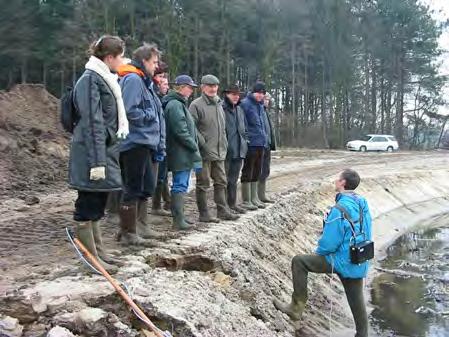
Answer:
[
  {"left": 196, "top": 189, "right": 219, "bottom": 223},
  {"left": 151, "top": 184, "right": 171, "bottom": 216},
  {"left": 258, "top": 180, "right": 274, "bottom": 203},
  {"left": 273, "top": 296, "right": 305, "bottom": 321},
  {"left": 215, "top": 187, "right": 239, "bottom": 221},
  {"left": 119, "top": 203, "right": 156, "bottom": 247},
  {"left": 76, "top": 222, "right": 118, "bottom": 273},
  {"left": 137, "top": 199, "right": 165, "bottom": 239},
  {"left": 91, "top": 221, "right": 124, "bottom": 266}
]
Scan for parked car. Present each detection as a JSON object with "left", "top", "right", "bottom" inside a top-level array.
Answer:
[{"left": 346, "top": 134, "right": 399, "bottom": 152}]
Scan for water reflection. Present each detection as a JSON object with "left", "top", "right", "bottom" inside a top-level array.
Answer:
[{"left": 371, "top": 226, "right": 449, "bottom": 337}]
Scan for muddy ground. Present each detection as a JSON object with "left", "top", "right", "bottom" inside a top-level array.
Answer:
[
  {"left": 2, "top": 147, "right": 449, "bottom": 337},
  {"left": 2, "top": 85, "right": 449, "bottom": 337}
]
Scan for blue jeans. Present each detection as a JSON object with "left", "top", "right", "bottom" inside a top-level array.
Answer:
[{"left": 172, "top": 170, "right": 191, "bottom": 194}]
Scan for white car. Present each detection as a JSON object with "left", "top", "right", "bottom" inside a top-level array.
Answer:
[{"left": 346, "top": 134, "right": 399, "bottom": 152}]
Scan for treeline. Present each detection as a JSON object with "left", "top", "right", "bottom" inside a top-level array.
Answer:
[{"left": 0, "top": 0, "right": 447, "bottom": 149}]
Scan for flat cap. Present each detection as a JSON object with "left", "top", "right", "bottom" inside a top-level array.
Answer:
[{"left": 201, "top": 74, "right": 220, "bottom": 85}]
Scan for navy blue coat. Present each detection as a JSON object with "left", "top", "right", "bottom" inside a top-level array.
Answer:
[{"left": 240, "top": 93, "right": 267, "bottom": 147}]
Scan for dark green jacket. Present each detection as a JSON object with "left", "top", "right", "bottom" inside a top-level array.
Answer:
[
  {"left": 162, "top": 91, "right": 202, "bottom": 172},
  {"left": 189, "top": 94, "right": 227, "bottom": 161}
]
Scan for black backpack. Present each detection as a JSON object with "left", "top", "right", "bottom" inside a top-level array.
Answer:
[{"left": 60, "top": 86, "right": 79, "bottom": 133}]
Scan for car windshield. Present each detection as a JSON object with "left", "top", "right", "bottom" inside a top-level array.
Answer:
[{"left": 361, "top": 135, "right": 372, "bottom": 141}]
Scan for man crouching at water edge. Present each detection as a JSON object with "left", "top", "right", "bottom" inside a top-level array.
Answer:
[{"left": 273, "top": 169, "right": 372, "bottom": 337}]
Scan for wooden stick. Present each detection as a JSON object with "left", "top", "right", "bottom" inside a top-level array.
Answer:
[{"left": 73, "top": 237, "right": 166, "bottom": 337}]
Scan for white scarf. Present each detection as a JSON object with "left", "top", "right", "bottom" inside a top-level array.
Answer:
[{"left": 85, "top": 56, "right": 129, "bottom": 139}]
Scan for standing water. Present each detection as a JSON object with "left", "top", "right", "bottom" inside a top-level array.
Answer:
[{"left": 371, "top": 226, "right": 449, "bottom": 336}]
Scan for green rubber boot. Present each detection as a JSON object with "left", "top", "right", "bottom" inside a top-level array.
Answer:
[
  {"left": 76, "top": 222, "right": 118, "bottom": 273},
  {"left": 251, "top": 182, "right": 266, "bottom": 209},
  {"left": 171, "top": 193, "right": 190, "bottom": 230},
  {"left": 273, "top": 296, "right": 305, "bottom": 321},
  {"left": 240, "top": 182, "right": 258, "bottom": 211}
]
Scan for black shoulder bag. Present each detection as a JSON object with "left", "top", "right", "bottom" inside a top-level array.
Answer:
[{"left": 334, "top": 203, "right": 374, "bottom": 265}]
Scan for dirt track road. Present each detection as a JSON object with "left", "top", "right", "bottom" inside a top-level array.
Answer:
[{"left": 1, "top": 150, "right": 447, "bottom": 295}]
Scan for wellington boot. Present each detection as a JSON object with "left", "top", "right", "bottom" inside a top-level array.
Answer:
[
  {"left": 215, "top": 187, "right": 239, "bottom": 221},
  {"left": 241, "top": 182, "right": 258, "bottom": 211},
  {"left": 137, "top": 199, "right": 165, "bottom": 239},
  {"left": 196, "top": 189, "right": 220, "bottom": 223},
  {"left": 227, "top": 184, "right": 247, "bottom": 214},
  {"left": 273, "top": 297, "right": 305, "bottom": 321},
  {"left": 91, "top": 221, "right": 124, "bottom": 266},
  {"left": 251, "top": 182, "right": 266, "bottom": 209},
  {"left": 76, "top": 222, "right": 118, "bottom": 273},
  {"left": 119, "top": 204, "right": 155, "bottom": 247},
  {"left": 171, "top": 193, "right": 190, "bottom": 230},
  {"left": 258, "top": 180, "right": 275, "bottom": 203},
  {"left": 151, "top": 184, "right": 171, "bottom": 216},
  {"left": 162, "top": 182, "right": 171, "bottom": 211},
  {"left": 230, "top": 205, "right": 247, "bottom": 214}
]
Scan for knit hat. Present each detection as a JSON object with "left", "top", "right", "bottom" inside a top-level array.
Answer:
[{"left": 252, "top": 81, "right": 266, "bottom": 94}]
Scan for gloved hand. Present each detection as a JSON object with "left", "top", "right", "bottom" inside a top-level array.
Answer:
[
  {"left": 116, "top": 118, "right": 129, "bottom": 140},
  {"left": 195, "top": 167, "right": 202, "bottom": 174},
  {"left": 90, "top": 166, "right": 106, "bottom": 181},
  {"left": 153, "top": 153, "right": 165, "bottom": 163}
]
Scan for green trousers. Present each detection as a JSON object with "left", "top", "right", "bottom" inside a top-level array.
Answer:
[{"left": 291, "top": 254, "right": 368, "bottom": 337}]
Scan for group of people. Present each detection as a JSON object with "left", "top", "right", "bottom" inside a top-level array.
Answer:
[
  {"left": 68, "top": 35, "right": 372, "bottom": 337},
  {"left": 69, "top": 35, "right": 276, "bottom": 272}
]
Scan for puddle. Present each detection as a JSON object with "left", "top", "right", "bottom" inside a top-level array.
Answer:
[{"left": 371, "top": 226, "right": 449, "bottom": 336}]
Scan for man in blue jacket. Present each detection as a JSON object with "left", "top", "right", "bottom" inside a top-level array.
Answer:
[
  {"left": 273, "top": 169, "right": 372, "bottom": 337},
  {"left": 117, "top": 43, "right": 166, "bottom": 247},
  {"left": 240, "top": 82, "right": 268, "bottom": 210}
]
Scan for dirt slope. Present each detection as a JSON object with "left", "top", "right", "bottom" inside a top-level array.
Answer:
[{"left": 0, "top": 84, "right": 68, "bottom": 200}]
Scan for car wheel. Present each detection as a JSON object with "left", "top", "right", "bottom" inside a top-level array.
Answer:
[
  {"left": 387, "top": 146, "right": 393, "bottom": 153},
  {"left": 360, "top": 146, "right": 367, "bottom": 152}
]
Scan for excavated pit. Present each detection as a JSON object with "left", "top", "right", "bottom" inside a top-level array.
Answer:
[{"left": 2, "top": 152, "right": 449, "bottom": 337}]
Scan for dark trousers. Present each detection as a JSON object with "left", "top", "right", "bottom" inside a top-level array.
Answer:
[
  {"left": 225, "top": 158, "right": 243, "bottom": 206},
  {"left": 241, "top": 146, "right": 264, "bottom": 183},
  {"left": 157, "top": 159, "right": 168, "bottom": 183},
  {"left": 260, "top": 148, "right": 271, "bottom": 181},
  {"left": 292, "top": 254, "right": 368, "bottom": 337},
  {"left": 119, "top": 145, "right": 156, "bottom": 205},
  {"left": 74, "top": 191, "right": 109, "bottom": 221}
]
